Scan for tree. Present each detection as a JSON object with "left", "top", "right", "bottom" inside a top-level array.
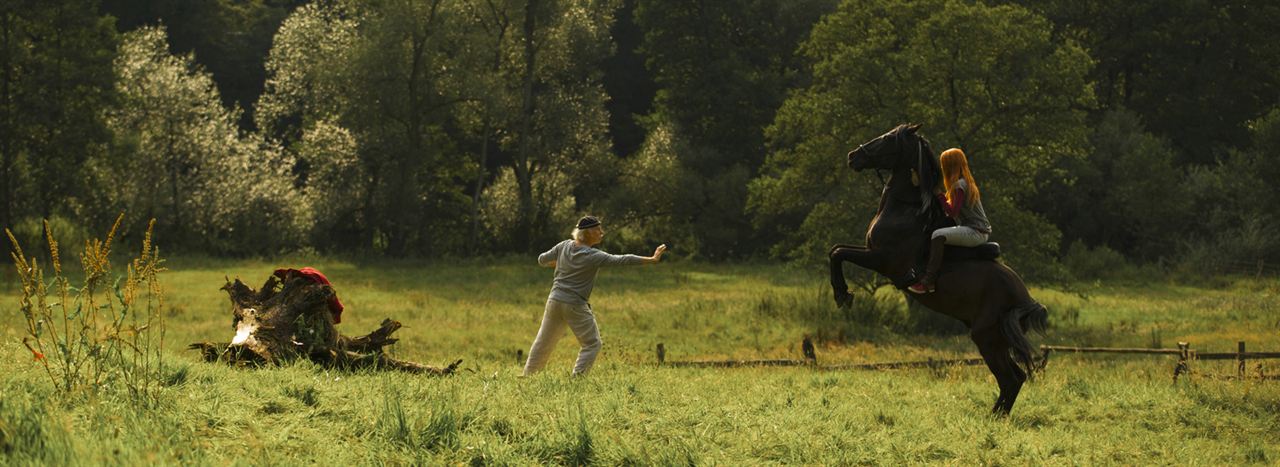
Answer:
[
  {"left": 633, "top": 0, "right": 838, "bottom": 258},
  {"left": 600, "top": 0, "right": 656, "bottom": 159},
  {"left": 100, "top": 0, "right": 304, "bottom": 130},
  {"left": 750, "top": 0, "right": 1093, "bottom": 278},
  {"left": 590, "top": 116, "right": 701, "bottom": 253},
  {"left": 259, "top": 1, "right": 474, "bottom": 255},
  {"left": 457, "top": 0, "right": 617, "bottom": 251},
  {"left": 1033, "top": 110, "right": 1186, "bottom": 261},
  {"left": 258, "top": 0, "right": 617, "bottom": 255},
  {"left": 255, "top": 1, "right": 361, "bottom": 145},
  {"left": 97, "top": 26, "right": 303, "bottom": 254},
  {"left": 295, "top": 119, "right": 366, "bottom": 250},
  {"left": 0, "top": 0, "right": 116, "bottom": 229},
  {"left": 1020, "top": 0, "right": 1280, "bottom": 165}
]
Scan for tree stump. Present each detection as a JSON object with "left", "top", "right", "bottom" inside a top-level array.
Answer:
[{"left": 189, "top": 270, "right": 460, "bottom": 375}]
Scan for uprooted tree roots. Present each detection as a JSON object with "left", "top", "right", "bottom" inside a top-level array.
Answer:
[{"left": 189, "top": 271, "right": 461, "bottom": 375}]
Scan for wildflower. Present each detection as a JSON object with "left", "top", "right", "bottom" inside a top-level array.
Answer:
[{"left": 22, "top": 338, "right": 45, "bottom": 361}]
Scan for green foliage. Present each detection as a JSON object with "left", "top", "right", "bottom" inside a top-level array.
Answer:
[
  {"left": 96, "top": 26, "right": 305, "bottom": 255},
  {"left": 1033, "top": 110, "right": 1185, "bottom": 262},
  {"left": 1062, "top": 240, "right": 1132, "bottom": 282},
  {"left": 1092, "top": 111, "right": 1187, "bottom": 259},
  {"left": 256, "top": 2, "right": 361, "bottom": 144},
  {"left": 6, "top": 0, "right": 1280, "bottom": 265},
  {"left": 1173, "top": 111, "right": 1280, "bottom": 276},
  {"left": 593, "top": 117, "right": 701, "bottom": 256},
  {"left": 1244, "top": 108, "right": 1280, "bottom": 210},
  {"left": 751, "top": 0, "right": 1093, "bottom": 277},
  {"left": 257, "top": 0, "right": 618, "bottom": 255},
  {"left": 480, "top": 166, "right": 577, "bottom": 248},
  {"left": 101, "top": 0, "right": 298, "bottom": 127},
  {"left": 633, "top": 0, "right": 838, "bottom": 259},
  {"left": 296, "top": 120, "right": 366, "bottom": 250},
  {"left": 0, "top": 0, "right": 117, "bottom": 229},
  {"left": 7, "top": 215, "right": 90, "bottom": 265},
  {"left": 1023, "top": 0, "right": 1280, "bottom": 164}
]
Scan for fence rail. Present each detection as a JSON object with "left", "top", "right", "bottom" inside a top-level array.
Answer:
[
  {"left": 642, "top": 338, "right": 1280, "bottom": 382},
  {"left": 1039, "top": 345, "right": 1182, "bottom": 355},
  {"left": 1040, "top": 341, "right": 1280, "bottom": 381},
  {"left": 655, "top": 338, "right": 986, "bottom": 372}
]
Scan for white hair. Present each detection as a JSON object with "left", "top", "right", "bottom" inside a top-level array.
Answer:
[{"left": 572, "top": 226, "right": 602, "bottom": 242}]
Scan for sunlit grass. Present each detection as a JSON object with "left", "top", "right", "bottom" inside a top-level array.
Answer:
[{"left": 1, "top": 258, "right": 1277, "bottom": 464}]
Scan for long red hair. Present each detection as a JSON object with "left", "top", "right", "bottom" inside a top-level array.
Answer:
[{"left": 940, "top": 148, "right": 980, "bottom": 206}]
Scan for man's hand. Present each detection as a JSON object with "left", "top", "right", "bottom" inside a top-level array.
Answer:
[{"left": 647, "top": 244, "right": 668, "bottom": 264}]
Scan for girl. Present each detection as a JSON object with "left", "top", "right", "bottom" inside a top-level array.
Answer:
[
  {"left": 908, "top": 148, "right": 992, "bottom": 294},
  {"left": 522, "top": 216, "right": 667, "bottom": 376}
]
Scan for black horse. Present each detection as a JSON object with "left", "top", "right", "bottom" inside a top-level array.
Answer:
[{"left": 829, "top": 123, "right": 1047, "bottom": 415}]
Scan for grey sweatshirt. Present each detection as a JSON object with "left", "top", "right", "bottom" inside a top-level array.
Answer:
[
  {"left": 953, "top": 178, "right": 992, "bottom": 234},
  {"left": 539, "top": 239, "right": 645, "bottom": 305}
]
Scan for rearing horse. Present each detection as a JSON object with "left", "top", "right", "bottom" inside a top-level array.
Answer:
[{"left": 829, "top": 123, "right": 1047, "bottom": 415}]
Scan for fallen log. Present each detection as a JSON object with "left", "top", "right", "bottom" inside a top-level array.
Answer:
[{"left": 189, "top": 270, "right": 460, "bottom": 375}]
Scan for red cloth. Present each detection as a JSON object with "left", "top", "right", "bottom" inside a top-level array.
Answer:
[
  {"left": 273, "top": 267, "right": 345, "bottom": 324},
  {"left": 937, "top": 187, "right": 966, "bottom": 218}
]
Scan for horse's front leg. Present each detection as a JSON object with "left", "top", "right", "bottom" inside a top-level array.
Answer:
[{"left": 829, "top": 245, "right": 884, "bottom": 308}]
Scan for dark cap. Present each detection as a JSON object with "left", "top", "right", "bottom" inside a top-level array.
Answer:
[{"left": 576, "top": 216, "right": 601, "bottom": 230}]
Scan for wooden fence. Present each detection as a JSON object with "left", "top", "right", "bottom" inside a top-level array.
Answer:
[
  {"left": 653, "top": 338, "right": 987, "bottom": 372},
  {"left": 644, "top": 338, "right": 1280, "bottom": 381},
  {"left": 1040, "top": 341, "right": 1280, "bottom": 381}
]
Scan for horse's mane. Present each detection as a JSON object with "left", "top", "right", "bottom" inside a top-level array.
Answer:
[{"left": 907, "top": 129, "right": 942, "bottom": 216}]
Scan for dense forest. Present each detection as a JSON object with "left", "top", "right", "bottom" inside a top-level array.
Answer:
[{"left": 2, "top": 0, "right": 1278, "bottom": 280}]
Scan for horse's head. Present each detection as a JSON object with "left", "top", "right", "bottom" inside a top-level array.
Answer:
[{"left": 847, "top": 123, "right": 922, "bottom": 171}]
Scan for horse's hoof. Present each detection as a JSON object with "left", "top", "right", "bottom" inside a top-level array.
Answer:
[
  {"left": 834, "top": 292, "right": 853, "bottom": 309},
  {"left": 990, "top": 403, "right": 1011, "bottom": 418}
]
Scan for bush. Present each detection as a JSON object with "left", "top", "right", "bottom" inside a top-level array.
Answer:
[
  {"left": 1062, "top": 240, "right": 1133, "bottom": 281},
  {"left": 1174, "top": 217, "right": 1278, "bottom": 279},
  {"left": 7, "top": 216, "right": 90, "bottom": 265}
]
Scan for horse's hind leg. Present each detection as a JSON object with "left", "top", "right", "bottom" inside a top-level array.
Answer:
[{"left": 971, "top": 323, "right": 1025, "bottom": 416}]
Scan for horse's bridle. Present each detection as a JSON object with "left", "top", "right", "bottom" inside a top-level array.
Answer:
[
  {"left": 862, "top": 129, "right": 921, "bottom": 192},
  {"left": 861, "top": 130, "right": 936, "bottom": 233}
]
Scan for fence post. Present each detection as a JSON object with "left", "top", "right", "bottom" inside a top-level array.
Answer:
[
  {"left": 1238, "top": 341, "right": 1246, "bottom": 378},
  {"left": 802, "top": 336, "right": 817, "bottom": 364},
  {"left": 656, "top": 343, "right": 665, "bottom": 365},
  {"left": 1174, "top": 341, "right": 1190, "bottom": 383}
]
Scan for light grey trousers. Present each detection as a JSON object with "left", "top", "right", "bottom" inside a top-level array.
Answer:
[
  {"left": 522, "top": 298, "right": 602, "bottom": 376},
  {"left": 931, "top": 225, "right": 989, "bottom": 247}
]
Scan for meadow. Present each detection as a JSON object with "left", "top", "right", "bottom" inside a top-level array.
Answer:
[{"left": 1, "top": 257, "right": 1278, "bottom": 465}]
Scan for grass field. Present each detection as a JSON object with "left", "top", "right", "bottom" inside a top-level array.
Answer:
[{"left": 2, "top": 257, "right": 1278, "bottom": 465}]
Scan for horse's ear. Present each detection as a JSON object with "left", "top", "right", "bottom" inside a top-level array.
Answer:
[{"left": 907, "top": 123, "right": 922, "bottom": 133}]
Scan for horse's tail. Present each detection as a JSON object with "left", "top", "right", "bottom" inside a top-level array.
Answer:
[{"left": 1002, "top": 301, "right": 1048, "bottom": 379}]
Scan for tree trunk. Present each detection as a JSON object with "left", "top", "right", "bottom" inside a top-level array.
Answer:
[
  {"left": 0, "top": 11, "right": 15, "bottom": 230},
  {"left": 469, "top": 121, "right": 491, "bottom": 251},
  {"left": 513, "top": 0, "right": 539, "bottom": 252},
  {"left": 189, "top": 270, "right": 460, "bottom": 375}
]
